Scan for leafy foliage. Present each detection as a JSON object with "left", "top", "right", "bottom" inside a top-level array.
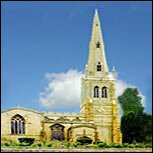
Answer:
[
  {"left": 118, "top": 88, "right": 144, "bottom": 115},
  {"left": 97, "top": 142, "right": 107, "bottom": 148},
  {"left": 118, "top": 87, "right": 152, "bottom": 144},
  {"left": 1, "top": 140, "right": 152, "bottom": 148},
  {"left": 18, "top": 138, "right": 35, "bottom": 146},
  {"left": 76, "top": 137, "right": 92, "bottom": 145}
]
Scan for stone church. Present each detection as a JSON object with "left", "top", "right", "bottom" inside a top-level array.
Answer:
[{"left": 1, "top": 9, "right": 122, "bottom": 144}]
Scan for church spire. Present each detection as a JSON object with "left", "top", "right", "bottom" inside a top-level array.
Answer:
[
  {"left": 91, "top": 8, "right": 104, "bottom": 43},
  {"left": 86, "top": 9, "right": 109, "bottom": 77}
]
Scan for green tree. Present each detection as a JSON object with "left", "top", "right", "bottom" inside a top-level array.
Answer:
[
  {"left": 140, "top": 113, "right": 152, "bottom": 143},
  {"left": 118, "top": 87, "right": 152, "bottom": 144},
  {"left": 121, "top": 111, "right": 143, "bottom": 143},
  {"left": 118, "top": 88, "right": 144, "bottom": 115}
]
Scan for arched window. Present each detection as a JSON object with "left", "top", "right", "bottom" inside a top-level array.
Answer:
[
  {"left": 11, "top": 114, "right": 25, "bottom": 135},
  {"left": 96, "top": 42, "right": 100, "bottom": 48},
  {"left": 102, "top": 86, "right": 107, "bottom": 98},
  {"left": 51, "top": 124, "right": 64, "bottom": 141},
  {"left": 94, "top": 86, "right": 99, "bottom": 98}
]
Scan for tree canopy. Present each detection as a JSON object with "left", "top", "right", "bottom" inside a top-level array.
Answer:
[
  {"left": 118, "top": 87, "right": 152, "bottom": 144},
  {"left": 118, "top": 88, "right": 144, "bottom": 115}
]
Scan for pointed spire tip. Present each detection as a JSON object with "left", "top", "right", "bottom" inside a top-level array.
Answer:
[{"left": 95, "top": 8, "right": 98, "bottom": 14}]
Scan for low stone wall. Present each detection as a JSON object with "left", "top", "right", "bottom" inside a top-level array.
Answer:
[{"left": 1, "top": 148, "right": 152, "bottom": 152}]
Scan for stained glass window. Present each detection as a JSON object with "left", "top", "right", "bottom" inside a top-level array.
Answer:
[
  {"left": 11, "top": 121, "right": 14, "bottom": 134},
  {"left": 51, "top": 124, "right": 64, "bottom": 141},
  {"left": 11, "top": 114, "right": 25, "bottom": 134}
]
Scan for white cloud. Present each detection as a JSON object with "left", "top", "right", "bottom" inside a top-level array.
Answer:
[
  {"left": 39, "top": 69, "right": 145, "bottom": 111},
  {"left": 116, "top": 80, "right": 134, "bottom": 97},
  {"left": 39, "top": 69, "right": 83, "bottom": 111}
]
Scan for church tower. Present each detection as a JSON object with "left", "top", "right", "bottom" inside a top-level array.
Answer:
[{"left": 80, "top": 9, "right": 122, "bottom": 144}]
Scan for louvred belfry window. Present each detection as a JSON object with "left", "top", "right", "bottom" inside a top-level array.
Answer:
[
  {"left": 102, "top": 86, "right": 107, "bottom": 98},
  {"left": 94, "top": 86, "right": 99, "bottom": 98}
]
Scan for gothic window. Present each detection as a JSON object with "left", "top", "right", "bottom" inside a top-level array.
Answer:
[
  {"left": 97, "top": 64, "right": 101, "bottom": 71},
  {"left": 94, "top": 86, "right": 99, "bottom": 98},
  {"left": 96, "top": 42, "right": 100, "bottom": 48},
  {"left": 11, "top": 114, "right": 25, "bottom": 135},
  {"left": 51, "top": 124, "right": 64, "bottom": 141},
  {"left": 102, "top": 86, "right": 107, "bottom": 98}
]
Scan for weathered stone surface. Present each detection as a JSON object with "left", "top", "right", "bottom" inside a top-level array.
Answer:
[
  {"left": 80, "top": 10, "right": 122, "bottom": 143},
  {"left": 1, "top": 148, "right": 152, "bottom": 152}
]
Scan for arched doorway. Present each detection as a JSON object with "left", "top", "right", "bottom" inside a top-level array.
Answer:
[{"left": 50, "top": 123, "right": 65, "bottom": 141}]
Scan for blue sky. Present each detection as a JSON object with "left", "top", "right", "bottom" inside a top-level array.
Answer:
[{"left": 1, "top": 1, "right": 152, "bottom": 114}]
